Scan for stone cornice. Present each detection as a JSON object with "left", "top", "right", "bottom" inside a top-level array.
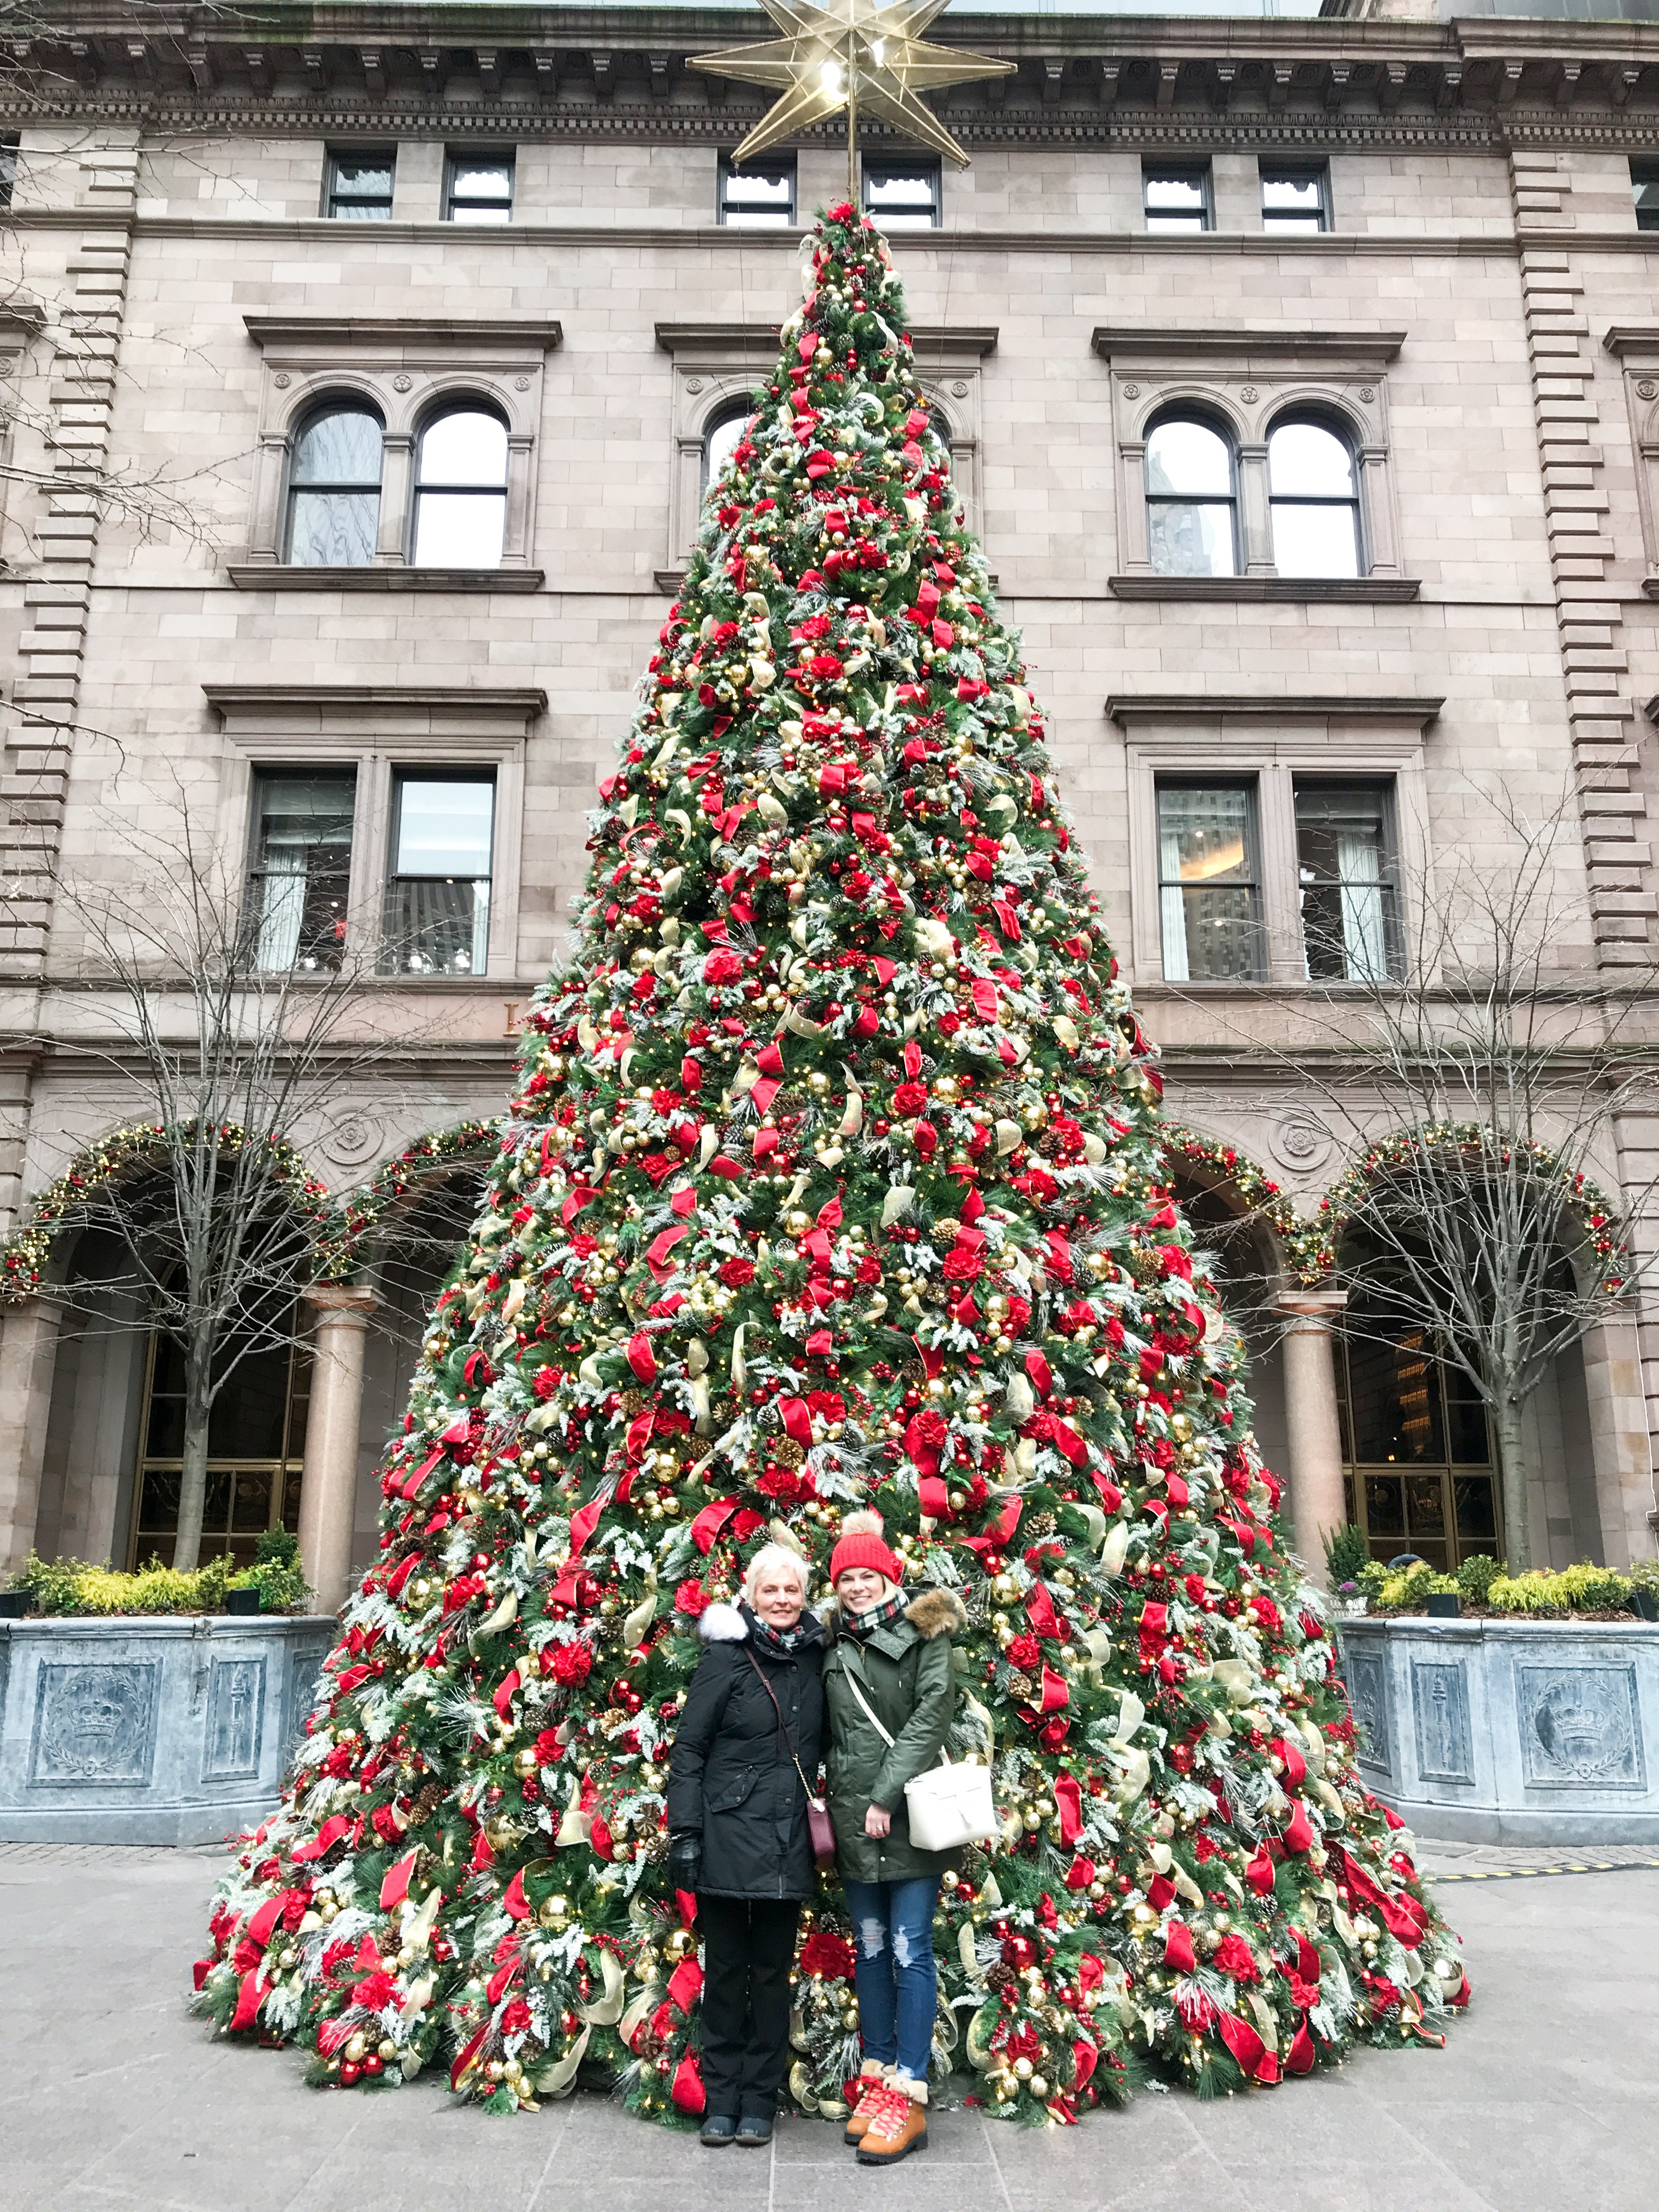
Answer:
[
  {"left": 9, "top": 211, "right": 1658, "bottom": 259},
  {"left": 656, "top": 320, "right": 997, "bottom": 357},
  {"left": 1106, "top": 692, "right": 1444, "bottom": 730},
  {"left": 1094, "top": 325, "right": 1406, "bottom": 363},
  {"left": 243, "top": 315, "right": 562, "bottom": 351}
]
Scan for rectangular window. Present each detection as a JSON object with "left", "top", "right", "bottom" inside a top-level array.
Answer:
[
  {"left": 720, "top": 153, "right": 795, "bottom": 228},
  {"left": 324, "top": 148, "right": 394, "bottom": 221},
  {"left": 1155, "top": 780, "right": 1262, "bottom": 981},
  {"left": 1294, "top": 781, "right": 1400, "bottom": 982},
  {"left": 445, "top": 151, "right": 514, "bottom": 224},
  {"left": 0, "top": 137, "right": 17, "bottom": 212},
  {"left": 381, "top": 772, "right": 495, "bottom": 975},
  {"left": 864, "top": 156, "right": 940, "bottom": 230},
  {"left": 1261, "top": 161, "right": 1330, "bottom": 235},
  {"left": 1634, "top": 161, "right": 1659, "bottom": 233},
  {"left": 1143, "top": 162, "right": 1212, "bottom": 235},
  {"left": 246, "top": 770, "right": 357, "bottom": 973}
]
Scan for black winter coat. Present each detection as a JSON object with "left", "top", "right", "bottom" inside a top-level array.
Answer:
[{"left": 665, "top": 1601, "right": 825, "bottom": 1899}]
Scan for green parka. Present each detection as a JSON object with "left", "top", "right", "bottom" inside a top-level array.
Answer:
[{"left": 821, "top": 1587, "right": 966, "bottom": 1885}]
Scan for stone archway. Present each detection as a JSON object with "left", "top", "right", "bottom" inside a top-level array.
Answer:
[{"left": 1158, "top": 1126, "right": 1347, "bottom": 1583}]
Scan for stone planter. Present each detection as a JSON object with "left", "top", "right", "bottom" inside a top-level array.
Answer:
[
  {"left": 1335, "top": 1615, "right": 1659, "bottom": 1845},
  {"left": 0, "top": 1614, "right": 334, "bottom": 1846}
]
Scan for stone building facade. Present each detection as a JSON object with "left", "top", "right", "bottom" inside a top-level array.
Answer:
[{"left": 3, "top": 1, "right": 1659, "bottom": 1609}]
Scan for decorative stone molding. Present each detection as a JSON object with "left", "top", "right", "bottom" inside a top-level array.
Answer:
[
  {"left": 655, "top": 320, "right": 996, "bottom": 570},
  {"left": 1335, "top": 1616, "right": 1659, "bottom": 1845},
  {"left": 238, "top": 317, "right": 561, "bottom": 576},
  {"left": 0, "top": 1615, "right": 334, "bottom": 1844},
  {"left": 1093, "top": 326, "right": 1408, "bottom": 589},
  {"left": 1107, "top": 693, "right": 1441, "bottom": 992},
  {"left": 204, "top": 685, "right": 544, "bottom": 984}
]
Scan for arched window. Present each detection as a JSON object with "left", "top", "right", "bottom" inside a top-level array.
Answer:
[
  {"left": 412, "top": 406, "right": 509, "bottom": 568},
  {"left": 1268, "top": 417, "right": 1361, "bottom": 578},
  {"left": 1144, "top": 415, "right": 1237, "bottom": 578},
  {"left": 701, "top": 403, "right": 750, "bottom": 495},
  {"left": 285, "top": 403, "right": 383, "bottom": 566}
]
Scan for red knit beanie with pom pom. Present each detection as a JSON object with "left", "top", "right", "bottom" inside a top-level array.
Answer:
[{"left": 828, "top": 1509, "right": 901, "bottom": 1588}]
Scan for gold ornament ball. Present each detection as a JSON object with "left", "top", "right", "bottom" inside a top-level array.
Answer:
[
  {"left": 1013, "top": 2057, "right": 1034, "bottom": 2081},
  {"left": 1029, "top": 2075, "right": 1050, "bottom": 2101}
]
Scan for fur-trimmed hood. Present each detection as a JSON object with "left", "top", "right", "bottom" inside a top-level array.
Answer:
[{"left": 822, "top": 1587, "right": 966, "bottom": 1644}]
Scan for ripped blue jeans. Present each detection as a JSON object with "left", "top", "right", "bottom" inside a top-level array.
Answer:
[{"left": 841, "top": 1876, "right": 940, "bottom": 2084}]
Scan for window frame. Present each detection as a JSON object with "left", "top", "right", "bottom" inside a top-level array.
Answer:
[
  {"left": 1094, "top": 328, "right": 1409, "bottom": 600},
  {"left": 1143, "top": 160, "right": 1214, "bottom": 235},
  {"left": 1154, "top": 776, "right": 1265, "bottom": 984},
  {"left": 1259, "top": 160, "right": 1331, "bottom": 235},
  {"left": 243, "top": 764, "right": 359, "bottom": 975},
  {"left": 380, "top": 768, "right": 498, "bottom": 978},
  {"left": 237, "top": 317, "right": 559, "bottom": 586},
  {"left": 654, "top": 320, "right": 992, "bottom": 586},
  {"left": 1111, "top": 697, "right": 1437, "bottom": 992},
  {"left": 323, "top": 145, "right": 396, "bottom": 222},
  {"left": 862, "top": 154, "right": 941, "bottom": 230},
  {"left": 208, "top": 685, "right": 540, "bottom": 987},
  {"left": 1266, "top": 410, "right": 1365, "bottom": 580},
  {"left": 0, "top": 136, "right": 18, "bottom": 212},
  {"left": 1293, "top": 776, "right": 1403, "bottom": 984},
  {"left": 444, "top": 148, "right": 515, "bottom": 224},
  {"left": 1143, "top": 408, "right": 1242, "bottom": 580},
  {"left": 699, "top": 398, "right": 754, "bottom": 498},
  {"left": 1632, "top": 160, "right": 1659, "bottom": 234},
  {"left": 410, "top": 401, "right": 511, "bottom": 569},
  {"left": 281, "top": 396, "right": 386, "bottom": 568},
  {"left": 719, "top": 151, "right": 796, "bottom": 228}
]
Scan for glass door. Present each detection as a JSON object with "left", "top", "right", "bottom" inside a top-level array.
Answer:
[
  {"left": 129, "top": 1317, "right": 311, "bottom": 1568},
  {"left": 1335, "top": 1324, "right": 1499, "bottom": 1570}
]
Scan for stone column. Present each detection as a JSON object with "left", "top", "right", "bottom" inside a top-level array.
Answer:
[
  {"left": 0, "top": 1295, "right": 65, "bottom": 1575},
  {"left": 1273, "top": 1290, "right": 1350, "bottom": 1586},
  {"left": 298, "top": 1287, "right": 378, "bottom": 1616}
]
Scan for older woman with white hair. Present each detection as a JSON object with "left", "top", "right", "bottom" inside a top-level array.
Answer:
[{"left": 666, "top": 1542, "right": 825, "bottom": 2148}]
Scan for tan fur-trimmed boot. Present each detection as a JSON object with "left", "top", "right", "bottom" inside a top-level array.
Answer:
[
  {"left": 842, "top": 2064, "right": 898, "bottom": 2145},
  {"left": 855, "top": 2076, "right": 928, "bottom": 2165}
]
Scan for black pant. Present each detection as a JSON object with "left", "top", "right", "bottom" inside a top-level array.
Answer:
[{"left": 696, "top": 1893, "right": 802, "bottom": 2118}]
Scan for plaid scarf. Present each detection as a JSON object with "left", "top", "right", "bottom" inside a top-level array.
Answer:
[
  {"left": 743, "top": 1602, "right": 817, "bottom": 1658},
  {"left": 842, "top": 1592, "right": 908, "bottom": 1640}
]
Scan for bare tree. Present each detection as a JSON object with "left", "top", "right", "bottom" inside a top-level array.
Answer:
[
  {"left": 1185, "top": 783, "right": 1659, "bottom": 1573},
  {"left": 23, "top": 799, "right": 438, "bottom": 1570}
]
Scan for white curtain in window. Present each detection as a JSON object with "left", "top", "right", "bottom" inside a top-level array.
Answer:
[
  {"left": 1159, "top": 826, "right": 1190, "bottom": 982},
  {"left": 470, "top": 881, "right": 492, "bottom": 975},
  {"left": 1338, "top": 830, "right": 1386, "bottom": 981},
  {"left": 257, "top": 844, "right": 306, "bottom": 972}
]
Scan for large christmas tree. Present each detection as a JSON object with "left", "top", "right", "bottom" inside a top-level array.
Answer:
[{"left": 196, "top": 205, "right": 1467, "bottom": 2123}]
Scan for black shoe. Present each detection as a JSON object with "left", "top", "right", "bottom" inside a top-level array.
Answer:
[
  {"left": 734, "top": 2113, "right": 774, "bottom": 2147},
  {"left": 701, "top": 2114, "right": 738, "bottom": 2147}
]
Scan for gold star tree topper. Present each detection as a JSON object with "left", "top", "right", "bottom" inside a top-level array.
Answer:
[{"left": 689, "top": 0, "right": 1014, "bottom": 193}]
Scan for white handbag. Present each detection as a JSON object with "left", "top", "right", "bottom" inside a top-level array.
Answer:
[{"left": 843, "top": 1670, "right": 998, "bottom": 1853}]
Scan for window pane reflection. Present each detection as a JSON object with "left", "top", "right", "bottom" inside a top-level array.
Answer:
[{"left": 1156, "top": 782, "right": 1261, "bottom": 981}]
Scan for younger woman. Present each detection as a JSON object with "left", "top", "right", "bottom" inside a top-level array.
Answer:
[{"left": 821, "top": 1510, "right": 964, "bottom": 2166}]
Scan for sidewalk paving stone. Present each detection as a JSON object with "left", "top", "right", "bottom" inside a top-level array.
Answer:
[{"left": 2, "top": 1842, "right": 1653, "bottom": 2212}]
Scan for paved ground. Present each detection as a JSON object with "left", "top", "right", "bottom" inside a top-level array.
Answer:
[{"left": 3, "top": 1839, "right": 1655, "bottom": 2212}]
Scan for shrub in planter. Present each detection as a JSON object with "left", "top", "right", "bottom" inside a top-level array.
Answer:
[
  {"left": 1457, "top": 1554, "right": 1502, "bottom": 1606},
  {"left": 4, "top": 1539, "right": 311, "bottom": 1617},
  {"left": 1488, "top": 1564, "right": 1635, "bottom": 1616},
  {"left": 1378, "top": 1562, "right": 1460, "bottom": 1612},
  {"left": 1355, "top": 1560, "right": 1391, "bottom": 1605},
  {"left": 1323, "top": 1521, "right": 1370, "bottom": 1587}
]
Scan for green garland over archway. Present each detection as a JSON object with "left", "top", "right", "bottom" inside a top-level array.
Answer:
[
  {"left": 0, "top": 1122, "right": 332, "bottom": 1304},
  {"left": 1156, "top": 1125, "right": 1335, "bottom": 1284},
  {"left": 312, "top": 1119, "right": 504, "bottom": 1282},
  {"left": 1313, "top": 1122, "right": 1629, "bottom": 1295}
]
